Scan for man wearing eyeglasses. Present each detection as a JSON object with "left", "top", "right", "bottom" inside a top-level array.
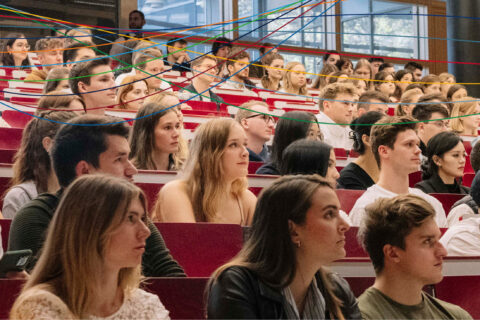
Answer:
[
  {"left": 235, "top": 101, "right": 275, "bottom": 162},
  {"left": 412, "top": 103, "right": 450, "bottom": 157}
]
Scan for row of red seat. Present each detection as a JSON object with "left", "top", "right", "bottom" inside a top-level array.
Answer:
[{"left": 0, "top": 275, "right": 478, "bottom": 319}]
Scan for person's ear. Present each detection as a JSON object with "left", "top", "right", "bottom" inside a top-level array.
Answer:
[
  {"left": 227, "top": 64, "right": 234, "bottom": 75},
  {"left": 41, "top": 136, "right": 53, "bottom": 153},
  {"left": 288, "top": 220, "right": 301, "bottom": 247},
  {"left": 323, "top": 100, "right": 330, "bottom": 112},
  {"left": 240, "top": 118, "right": 249, "bottom": 130},
  {"left": 417, "top": 122, "right": 425, "bottom": 133},
  {"left": 74, "top": 160, "right": 92, "bottom": 178},
  {"left": 357, "top": 107, "right": 366, "bottom": 117},
  {"left": 378, "top": 145, "right": 390, "bottom": 160},
  {"left": 362, "top": 133, "right": 371, "bottom": 147},
  {"left": 383, "top": 244, "right": 401, "bottom": 264},
  {"left": 78, "top": 81, "right": 87, "bottom": 93},
  {"left": 433, "top": 155, "right": 442, "bottom": 167}
]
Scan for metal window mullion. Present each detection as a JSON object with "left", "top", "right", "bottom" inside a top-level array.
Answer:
[{"left": 369, "top": 0, "right": 374, "bottom": 55}]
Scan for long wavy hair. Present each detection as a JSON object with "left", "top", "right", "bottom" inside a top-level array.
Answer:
[
  {"left": 5, "top": 111, "right": 76, "bottom": 197},
  {"left": 450, "top": 96, "right": 479, "bottom": 135},
  {"left": 283, "top": 61, "right": 308, "bottom": 96},
  {"left": 260, "top": 53, "right": 284, "bottom": 91},
  {"left": 208, "top": 175, "right": 345, "bottom": 319},
  {"left": 116, "top": 74, "right": 149, "bottom": 109},
  {"left": 10, "top": 174, "right": 145, "bottom": 318},
  {"left": 129, "top": 102, "right": 182, "bottom": 170},
  {"left": 172, "top": 118, "right": 247, "bottom": 222}
]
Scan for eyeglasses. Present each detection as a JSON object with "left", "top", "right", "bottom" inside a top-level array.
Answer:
[
  {"left": 429, "top": 120, "right": 449, "bottom": 128},
  {"left": 246, "top": 113, "right": 276, "bottom": 124}
]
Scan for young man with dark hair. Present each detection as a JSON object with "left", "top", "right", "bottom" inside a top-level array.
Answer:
[
  {"left": 357, "top": 91, "right": 390, "bottom": 117},
  {"left": 8, "top": 115, "right": 186, "bottom": 277},
  {"left": 368, "top": 57, "right": 384, "bottom": 76},
  {"left": 317, "top": 82, "right": 357, "bottom": 149},
  {"left": 411, "top": 103, "right": 449, "bottom": 156},
  {"left": 221, "top": 47, "right": 256, "bottom": 92},
  {"left": 63, "top": 42, "right": 96, "bottom": 68},
  {"left": 25, "top": 37, "right": 64, "bottom": 81},
  {"left": 357, "top": 194, "right": 472, "bottom": 319},
  {"left": 164, "top": 38, "right": 191, "bottom": 72},
  {"left": 178, "top": 55, "right": 223, "bottom": 108},
  {"left": 235, "top": 100, "right": 274, "bottom": 162},
  {"left": 211, "top": 37, "right": 232, "bottom": 58},
  {"left": 323, "top": 50, "right": 340, "bottom": 65},
  {"left": 349, "top": 116, "right": 447, "bottom": 227},
  {"left": 378, "top": 62, "right": 395, "bottom": 74},
  {"left": 404, "top": 61, "right": 424, "bottom": 82},
  {"left": 249, "top": 42, "right": 278, "bottom": 78},
  {"left": 110, "top": 10, "right": 146, "bottom": 56},
  {"left": 69, "top": 57, "right": 116, "bottom": 115}
]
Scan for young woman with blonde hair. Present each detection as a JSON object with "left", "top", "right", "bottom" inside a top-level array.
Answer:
[
  {"left": 259, "top": 53, "right": 284, "bottom": 91},
  {"left": 312, "top": 63, "right": 338, "bottom": 90},
  {"left": 282, "top": 61, "right": 308, "bottom": 96},
  {"left": 43, "top": 67, "right": 70, "bottom": 94},
  {"left": 10, "top": 174, "right": 169, "bottom": 319},
  {"left": 354, "top": 59, "right": 373, "bottom": 89},
  {"left": 116, "top": 75, "right": 149, "bottom": 110},
  {"left": 207, "top": 175, "right": 360, "bottom": 319},
  {"left": 154, "top": 118, "right": 257, "bottom": 225},
  {"left": 129, "top": 101, "right": 183, "bottom": 171},
  {"left": 450, "top": 97, "right": 480, "bottom": 136}
]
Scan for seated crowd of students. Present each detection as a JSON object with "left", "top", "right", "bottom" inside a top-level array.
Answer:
[{"left": 0, "top": 10, "right": 479, "bottom": 319}]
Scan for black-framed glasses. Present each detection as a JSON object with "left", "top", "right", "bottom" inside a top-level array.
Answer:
[{"left": 246, "top": 113, "right": 276, "bottom": 124}]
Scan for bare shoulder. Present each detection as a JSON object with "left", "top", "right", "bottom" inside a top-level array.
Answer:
[{"left": 240, "top": 189, "right": 257, "bottom": 226}]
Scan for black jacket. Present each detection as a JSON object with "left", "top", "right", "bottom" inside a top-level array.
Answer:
[
  {"left": 255, "top": 162, "right": 280, "bottom": 175},
  {"left": 415, "top": 174, "right": 470, "bottom": 194},
  {"left": 207, "top": 266, "right": 362, "bottom": 319}
]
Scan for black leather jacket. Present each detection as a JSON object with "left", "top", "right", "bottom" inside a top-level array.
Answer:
[{"left": 207, "top": 266, "right": 362, "bottom": 319}]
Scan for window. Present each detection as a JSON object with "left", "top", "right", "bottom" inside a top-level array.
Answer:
[{"left": 341, "top": 0, "right": 428, "bottom": 59}]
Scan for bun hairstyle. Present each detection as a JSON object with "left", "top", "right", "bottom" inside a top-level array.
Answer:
[{"left": 350, "top": 111, "right": 384, "bottom": 155}]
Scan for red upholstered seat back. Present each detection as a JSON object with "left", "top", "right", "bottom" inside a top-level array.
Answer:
[
  {"left": 336, "top": 189, "right": 365, "bottom": 214},
  {"left": 155, "top": 223, "right": 243, "bottom": 277},
  {"left": 0, "top": 279, "right": 24, "bottom": 319},
  {"left": 0, "top": 219, "right": 11, "bottom": 252},
  {"left": 435, "top": 276, "right": 480, "bottom": 319}
]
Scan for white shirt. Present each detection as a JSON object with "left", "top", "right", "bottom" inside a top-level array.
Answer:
[
  {"left": 440, "top": 216, "right": 480, "bottom": 256},
  {"left": 447, "top": 203, "right": 477, "bottom": 227},
  {"left": 316, "top": 112, "right": 353, "bottom": 150},
  {"left": 349, "top": 184, "right": 448, "bottom": 227}
]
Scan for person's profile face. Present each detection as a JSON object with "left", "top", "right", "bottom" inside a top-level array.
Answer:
[
  {"left": 104, "top": 197, "right": 151, "bottom": 270},
  {"left": 221, "top": 124, "right": 249, "bottom": 181},
  {"left": 393, "top": 217, "right": 447, "bottom": 286},
  {"left": 82, "top": 65, "right": 116, "bottom": 109},
  {"left": 436, "top": 141, "right": 466, "bottom": 180},
  {"left": 388, "top": 129, "right": 421, "bottom": 173},
  {"left": 423, "top": 112, "right": 448, "bottom": 143},
  {"left": 291, "top": 187, "right": 349, "bottom": 265},
  {"left": 96, "top": 135, "right": 138, "bottom": 182}
]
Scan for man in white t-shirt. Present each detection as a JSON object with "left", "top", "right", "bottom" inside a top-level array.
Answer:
[
  {"left": 349, "top": 115, "right": 447, "bottom": 227},
  {"left": 317, "top": 82, "right": 357, "bottom": 150}
]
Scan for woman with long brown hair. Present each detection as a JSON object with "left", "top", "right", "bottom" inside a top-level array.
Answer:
[
  {"left": 259, "top": 53, "right": 284, "bottom": 91},
  {"left": 207, "top": 175, "right": 361, "bottom": 319},
  {"left": 2, "top": 111, "right": 76, "bottom": 218},
  {"left": 0, "top": 33, "right": 30, "bottom": 68},
  {"left": 154, "top": 118, "right": 256, "bottom": 225},
  {"left": 10, "top": 175, "right": 169, "bottom": 319}
]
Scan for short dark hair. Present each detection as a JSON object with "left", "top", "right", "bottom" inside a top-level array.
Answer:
[
  {"left": 370, "top": 116, "right": 417, "bottom": 167},
  {"left": 280, "top": 139, "right": 333, "bottom": 177},
  {"left": 211, "top": 37, "right": 232, "bottom": 55},
  {"left": 471, "top": 142, "right": 480, "bottom": 172},
  {"left": 358, "top": 91, "right": 389, "bottom": 111},
  {"left": 129, "top": 10, "right": 145, "bottom": 20},
  {"left": 51, "top": 115, "right": 130, "bottom": 188},
  {"left": 323, "top": 50, "right": 339, "bottom": 62},
  {"left": 378, "top": 63, "right": 394, "bottom": 72},
  {"left": 404, "top": 61, "right": 423, "bottom": 71},
  {"left": 358, "top": 194, "right": 435, "bottom": 274},
  {"left": 69, "top": 57, "right": 110, "bottom": 95},
  {"left": 63, "top": 42, "right": 95, "bottom": 63},
  {"left": 259, "top": 42, "right": 274, "bottom": 55},
  {"left": 411, "top": 103, "right": 449, "bottom": 121},
  {"left": 368, "top": 57, "right": 384, "bottom": 64},
  {"left": 167, "top": 37, "right": 187, "bottom": 52},
  {"left": 350, "top": 111, "right": 384, "bottom": 155}
]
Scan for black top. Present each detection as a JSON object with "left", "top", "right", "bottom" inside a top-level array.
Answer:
[
  {"left": 207, "top": 266, "right": 362, "bottom": 319},
  {"left": 249, "top": 62, "right": 265, "bottom": 79},
  {"left": 163, "top": 57, "right": 191, "bottom": 73},
  {"left": 256, "top": 162, "right": 279, "bottom": 175},
  {"left": 8, "top": 190, "right": 186, "bottom": 277},
  {"left": 415, "top": 174, "right": 470, "bottom": 194},
  {"left": 248, "top": 146, "right": 269, "bottom": 162},
  {"left": 337, "top": 162, "right": 375, "bottom": 190}
]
